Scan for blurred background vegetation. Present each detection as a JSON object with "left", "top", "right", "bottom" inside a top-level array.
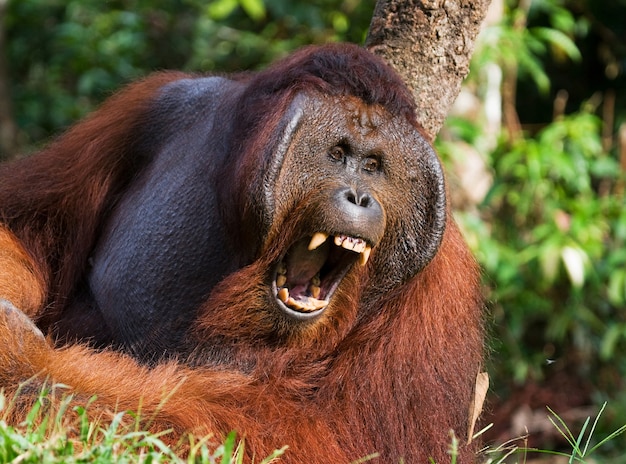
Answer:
[{"left": 1, "top": 0, "right": 625, "bottom": 460}]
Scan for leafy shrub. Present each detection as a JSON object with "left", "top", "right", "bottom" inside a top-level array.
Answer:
[{"left": 464, "top": 108, "right": 626, "bottom": 383}]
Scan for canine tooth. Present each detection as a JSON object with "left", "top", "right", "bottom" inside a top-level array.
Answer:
[
  {"left": 278, "top": 287, "right": 289, "bottom": 303},
  {"left": 276, "top": 275, "right": 287, "bottom": 287},
  {"left": 334, "top": 235, "right": 344, "bottom": 246},
  {"left": 277, "top": 262, "right": 287, "bottom": 275},
  {"left": 359, "top": 245, "right": 372, "bottom": 266},
  {"left": 310, "top": 285, "right": 321, "bottom": 299},
  {"left": 308, "top": 232, "right": 329, "bottom": 251}
]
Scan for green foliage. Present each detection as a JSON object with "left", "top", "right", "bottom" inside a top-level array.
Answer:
[
  {"left": 545, "top": 402, "right": 626, "bottom": 462},
  {"left": 6, "top": 0, "right": 375, "bottom": 147},
  {"left": 0, "top": 387, "right": 286, "bottom": 463},
  {"left": 438, "top": 0, "right": 626, "bottom": 457},
  {"left": 0, "top": 388, "right": 179, "bottom": 463},
  {"left": 184, "top": 0, "right": 374, "bottom": 74},
  {"left": 455, "top": 107, "right": 626, "bottom": 386},
  {"left": 472, "top": 0, "right": 581, "bottom": 94},
  {"left": 5, "top": 0, "right": 626, "bottom": 459},
  {"left": 450, "top": 0, "right": 626, "bottom": 381},
  {"left": 482, "top": 403, "right": 626, "bottom": 463},
  {"left": 7, "top": 0, "right": 195, "bottom": 142}
]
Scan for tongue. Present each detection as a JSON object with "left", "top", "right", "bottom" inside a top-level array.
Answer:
[{"left": 285, "top": 238, "right": 329, "bottom": 286}]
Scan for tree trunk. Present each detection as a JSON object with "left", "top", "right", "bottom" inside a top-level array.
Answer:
[
  {"left": 0, "top": 0, "right": 18, "bottom": 160},
  {"left": 366, "top": 0, "right": 492, "bottom": 141}
]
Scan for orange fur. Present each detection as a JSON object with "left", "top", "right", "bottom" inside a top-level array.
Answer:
[
  {"left": 0, "top": 226, "right": 45, "bottom": 315},
  {"left": 0, "top": 44, "right": 484, "bottom": 462},
  {"left": 0, "top": 221, "right": 482, "bottom": 463}
]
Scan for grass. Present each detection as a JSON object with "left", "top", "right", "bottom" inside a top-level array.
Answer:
[
  {"left": 480, "top": 402, "right": 626, "bottom": 464},
  {"left": 2, "top": 385, "right": 625, "bottom": 464},
  {"left": 0, "top": 385, "right": 286, "bottom": 463}
]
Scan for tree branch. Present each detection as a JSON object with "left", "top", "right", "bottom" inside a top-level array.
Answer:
[{"left": 366, "top": 0, "right": 492, "bottom": 141}]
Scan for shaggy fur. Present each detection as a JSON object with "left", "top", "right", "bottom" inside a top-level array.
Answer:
[{"left": 0, "top": 43, "right": 484, "bottom": 462}]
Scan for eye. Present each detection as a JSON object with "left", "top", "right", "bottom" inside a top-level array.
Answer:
[
  {"left": 328, "top": 145, "right": 345, "bottom": 163},
  {"left": 362, "top": 156, "right": 380, "bottom": 173}
]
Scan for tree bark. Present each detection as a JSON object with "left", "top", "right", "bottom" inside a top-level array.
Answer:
[
  {"left": 0, "top": 0, "right": 18, "bottom": 160},
  {"left": 366, "top": 0, "right": 492, "bottom": 141}
]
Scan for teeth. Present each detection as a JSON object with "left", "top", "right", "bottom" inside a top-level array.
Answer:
[
  {"left": 277, "top": 262, "right": 287, "bottom": 275},
  {"left": 277, "top": 285, "right": 328, "bottom": 312},
  {"left": 312, "top": 232, "right": 371, "bottom": 263},
  {"left": 278, "top": 287, "right": 289, "bottom": 303},
  {"left": 344, "top": 238, "right": 365, "bottom": 253},
  {"left": 310, "top": 285, "right": 321, "bottom": 299},
  {"left": 360, "top": 245, "right": 372, "bottom": 266},
  {"left": 276, "top": 235, "right": 373, "bottom": 312},
  {"left": 308, "top": 232, "right": 329, "bottom": 251},
  {"left": 333, "top": 234, "right": 371, "bottom": 265},
  {"left": 276, "top": 261, "right": 287, "bottom": 287},
  {"left": 309, "top": 274, "right": 321, "bottom": 299},
  {"left": 286, "top": 295, "right": 328, "bottom": 312}
]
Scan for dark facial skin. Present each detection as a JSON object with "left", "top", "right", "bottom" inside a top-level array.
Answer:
[{"left": 268, "top": 93, "right": 445, "bottom": 320}]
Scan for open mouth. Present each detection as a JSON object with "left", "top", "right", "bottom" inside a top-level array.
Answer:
[{"left": 273, "top": 232, "right": 372, "bottom": 317}]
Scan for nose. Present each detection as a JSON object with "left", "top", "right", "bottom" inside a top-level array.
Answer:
[
  {"left": 344, "top": 187, "right": 374, "bottom": 208},
  {"left": 333, "top": 186, "right": 383, "bottom": 230}
]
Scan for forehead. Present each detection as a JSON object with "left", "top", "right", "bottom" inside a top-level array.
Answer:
[{"left": 299, "top": 93, "right": 408, "bottom": 142}]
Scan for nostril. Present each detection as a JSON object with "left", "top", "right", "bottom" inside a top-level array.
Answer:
[
  {"left": 332, "top": 187, "right": 384, "bottom": 240},
  {"left": 346, "top": 190, "right": 357, "bottom": 205},
  {"left": 358, "top": 194, "right": 371, "bottom": 208},
  {"left": 343, "top": 188, "right": 373, "bottom": 208}
]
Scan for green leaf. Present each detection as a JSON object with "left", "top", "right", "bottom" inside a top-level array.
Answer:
[
  {"left": 531, "top": 27, "right": 582, "bottom": 62},
  {"left": 330, "top": 12, "right": 349, "bottom": 33},
  {"left": 239, "top": 0, "right": 266, "bottom": 21},
  {"left": 539, "top": 241, "right": 561, "bottom": 284},
  {"left": 551, "top": 8, "right": 577, "bottom": 34},
  {"left": 561, "top": 245, "right": 587, "bottom": 288},
  {"left": 607, "top": 270, "right": 626, "bottom": 306},
  {"left": 207, "top": 0, "right": 239, "bottom": 20}
]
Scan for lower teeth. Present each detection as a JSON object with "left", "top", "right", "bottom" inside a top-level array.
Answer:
[
  {"left": 276, "top": 265, "right": 327, "bottom": 312},
  {"left": 310, "top": 285, "right": 321, "bottom": 299},
  {"left": 278, "top": 287, "right": 289, "bottom": 303},
  {"left": 276, "top": 285, "right": 328, "bottom": 312},
  {"left": 286, "top": 295, "right": 328, "bottom": 312}
]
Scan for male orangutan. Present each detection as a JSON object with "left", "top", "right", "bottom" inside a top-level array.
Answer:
[{"left": 0, "top": 43, "right": 484, "bottom": 462}]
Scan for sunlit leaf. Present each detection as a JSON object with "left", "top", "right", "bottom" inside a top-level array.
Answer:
[
  {"left": 607, "top": 270, "right": 626, "bottom": 306},
  {"left": 600, "top": 324, "right": 623, "bottom": 360},
  {"left": 561, "top": 245, "right": 587, "bottom": 288},
  {"left": 239, "top": 0, "right": 266, "bottom": 21},
  {"left": 331, "top": 12, "right": 349, "bottom": 33},
  {"left": 531, "top": 27, "right": 581, "bottom": 62},
  {"left": 207, "top": 0, "right": 239, "bottom": 20},
  {"left": 539, "top": 242, "right": 561, "bottom": 284}
]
